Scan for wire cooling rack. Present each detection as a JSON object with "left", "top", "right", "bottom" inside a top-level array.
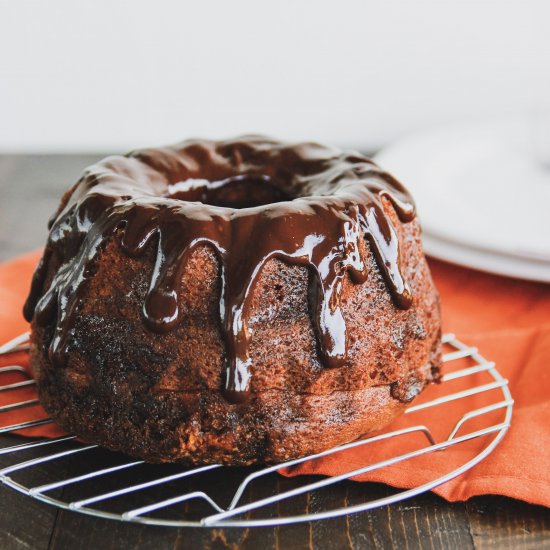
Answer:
[{"left": 0, "top": 333, "right": 512, "bottom": 528}]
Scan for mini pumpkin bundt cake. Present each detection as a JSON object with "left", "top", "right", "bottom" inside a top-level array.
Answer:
[{"left": 24, "top": 136, "right": 441, "bottom": 465}]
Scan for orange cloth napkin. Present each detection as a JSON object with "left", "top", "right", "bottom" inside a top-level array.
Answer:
[{"left": 1, "top": 251, "right": 549, "bottom": 505}]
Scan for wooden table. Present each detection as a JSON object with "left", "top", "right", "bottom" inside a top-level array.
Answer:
[{"left": 0, "top": 155, "right": 549, "bottom": 550}]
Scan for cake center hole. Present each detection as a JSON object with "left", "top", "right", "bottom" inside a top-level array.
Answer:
[{"left": 166, "top": 174, "right": 292, "bottom": 209}]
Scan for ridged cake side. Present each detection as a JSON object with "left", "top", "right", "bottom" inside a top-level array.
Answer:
[{"left": 29, "top": 198, "right": 441, "bottom": 464}]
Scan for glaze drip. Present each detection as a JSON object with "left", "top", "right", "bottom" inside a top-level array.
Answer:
[{"left": 23, "top": 137, "right": 416, "bottom": 403}]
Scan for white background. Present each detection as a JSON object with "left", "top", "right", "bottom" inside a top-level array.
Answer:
[{"left": 0, "top": 0, "right": 549, "bottom": 152}]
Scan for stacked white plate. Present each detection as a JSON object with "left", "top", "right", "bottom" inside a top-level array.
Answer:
[{"left": 374, "top": 118, "right": 550, "bottom": 283}]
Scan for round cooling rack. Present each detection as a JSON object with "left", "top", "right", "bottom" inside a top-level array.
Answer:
[{"left": 0, "top": 333, "right": 513, "bottom": 528}]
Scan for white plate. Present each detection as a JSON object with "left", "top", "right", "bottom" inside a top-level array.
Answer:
[
  {"left": 374, "top": 118, "right": 550, "bottom": 283},
  {"left": 422, "top": 232, "right": 550, "bottom": 283}
]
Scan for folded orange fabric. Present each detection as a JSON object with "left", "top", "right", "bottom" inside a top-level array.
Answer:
[{"left": 1, "top": 251, "right": 549, "bottom": 505}]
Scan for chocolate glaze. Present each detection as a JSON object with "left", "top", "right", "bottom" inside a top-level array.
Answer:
[{"left": 24, "top": 136, "right": 416, "bottom": 404}]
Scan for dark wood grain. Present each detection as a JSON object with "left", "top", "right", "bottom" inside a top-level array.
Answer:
[
  {"left": 466, "top": 498, "right": 550, "bottom": 550},
  {"left": 1, "top": 154, "right": 549, "bottom": 550},
  {"left": 0, "top": 154, "right": 106, "bottom": 261},
  {"left": 0, "top": 434, "right": 61, "bottom": 550}
]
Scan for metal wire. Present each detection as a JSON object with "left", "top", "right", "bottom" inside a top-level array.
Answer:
[{"left": 0, "top": 332, "right": 512, "bottom": 527}]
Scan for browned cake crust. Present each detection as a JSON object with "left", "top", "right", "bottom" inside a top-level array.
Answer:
[{"left": 26, "top": 137, "right": 441, "bottom": 465}]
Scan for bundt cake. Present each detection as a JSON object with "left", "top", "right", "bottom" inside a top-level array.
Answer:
[{"left": 23, "top": 136, "right": 442, "bottom": 465}]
